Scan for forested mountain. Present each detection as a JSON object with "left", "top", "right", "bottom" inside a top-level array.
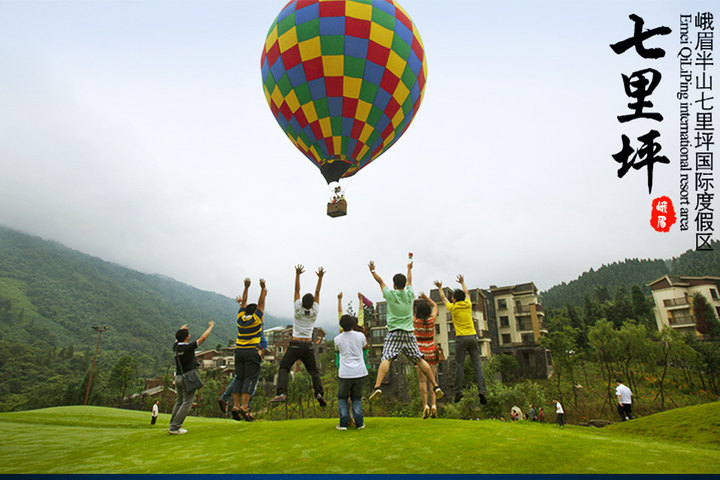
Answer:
[
  {"left": 541, "top": 241, "right": 720, "bottom": 309},
  {"left": 0, "top": 226, "right": 287, "bottom": 359}
]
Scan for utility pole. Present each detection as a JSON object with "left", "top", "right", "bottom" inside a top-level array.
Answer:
[{"left": 84, "top": 325, "right": 109, "bottom": 406}]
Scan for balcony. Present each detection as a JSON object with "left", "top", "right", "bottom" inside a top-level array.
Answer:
[
  {"left": 514, "top": 303, "right": 543, "bottom": 315},
  {"left": 668, "top": 316, "right": 694, "bottom": 326},
  {"left": 664, "top": 297, "right": 690, "bottom": 308}
]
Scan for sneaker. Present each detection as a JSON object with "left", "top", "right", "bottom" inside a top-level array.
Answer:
[
  {"left": 479, "top": 393, "right": 487, "bottom": 405},
  {"left": 454, "top": 392, "right": 464, "bottom": 403},
  {"left": 316, "top": 393, "right": 327, "bottom": 407},
  {"left": 218, "top": 398, "right": 228, "bottom": 414},
  {"left": 369, "top": 388, "right": 382, "bottom": 402},
  {"left": 270, "top": 394, "right": 287, "bottom": 403},
  {"left": 356, "top": 424, "right": 365, "bottom": 430},
  {"left": 434, "top": 386, "right": 444, "bottom": 400},
  {"left": 422, "top": 405, "right": 430, "bottom": 419},
  {"left": 335, "top": 425, "right": 348, "bottom": 431},
  {"left": 231, "top": 409, "right": 243, "bottom": 421},
  {"left": 168, "top": 428, "right": 187, "bottom": 435}
]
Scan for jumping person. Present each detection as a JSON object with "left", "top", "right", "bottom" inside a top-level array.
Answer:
[
  {"left": 434, "top": 275, "right": 487, "bottom": 405},
  {"left": 232, "top": 278, "right": 267, "bottom": 421},
  {"left": 367, "top": 260, "right": 443, "bottom": 402},
  {"left": 270, "top": 265, "right": 327, "bottom": 406},
  {"left": 169, "top": 320, "right": 215, "bottom": 434},
  {"left": 414, "top": 292, "right": 440, "bottom": 418}
]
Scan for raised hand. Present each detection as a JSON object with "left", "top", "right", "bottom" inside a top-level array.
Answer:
[
  {"left": 434, "top": 280, "right": 442, "bottom": 288},
  {"left": 338, "top": 291, "right": 343, "bottom": 299},
  {"left": 295, "top": 265, "right": 305, "bottom": 275},
  {"left": 316, "top": 266, "right": 325, "bottom": 277},
  {"left": 456, "top": 274, "right": 465, "bottom": 284},
  {"left": 259, "top": 278, "right": 267, "bottom": 290},
  {"left": 368, "top": 261, "right": 375, "bottom": 272},
  {"left": 244, "top": 277, "right": 251, "bottom": 288}
]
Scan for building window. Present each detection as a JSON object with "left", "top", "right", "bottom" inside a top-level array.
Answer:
[
  {"left": 501, "top": 333, "right": 511, "bottom": 344},
  {"left": 500, "top": 316, "right": 509, "bottom": 328},
  {"left": 712, "top": 289, "right": 719, "bottom": 300},
  {"left": 497, "top": 299, "right": 507, "bottom": 310},
  {"left": 521, "top": 333, "right": 534, "bottom": 345},
  {"left": 716, "top": 307, "right": 720, "bottom": 318}
]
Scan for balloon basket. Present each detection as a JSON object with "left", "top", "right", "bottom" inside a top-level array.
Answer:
[{"left": 327, "top": 198, "right": 347, "bottom": 217}]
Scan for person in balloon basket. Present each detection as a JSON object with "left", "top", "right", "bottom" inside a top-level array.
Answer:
[
  {"left": 231, "top": 278, "right": 267, "bottom": 422},
  {"left": 335, "top": 314, "right": 368, "bottom": 430},
  {"left": 169, "top": 321, "right": 215, "bottom": 434},
  {"left": 367, "top": 260, "right": 443, "bottom": 402},
  {"left": 270, "top": 265, "right": 327, "bottom": 407}
]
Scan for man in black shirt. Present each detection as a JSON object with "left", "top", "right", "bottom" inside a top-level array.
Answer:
[{"left": 169, "top": 321, "right": 214, "bottom": 434}]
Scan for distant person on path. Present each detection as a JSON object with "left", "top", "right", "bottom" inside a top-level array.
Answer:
[
  {"left": 334, "top": 314, "right": 368, "bottom": 430},
  {"left": 553, "top": 399, "right": 565, "bottom": 427},
  {"left": 232, "top": 278, "right": 267, "bottom": 421},
  {"left": 271, "top": 265, "right": 327, "bottom": 407},
  {"left": 414, "top": 292, "right": 440, "bottom": 418},
  {"left": 367, "top": 260, "right": 443, "bottom": 402},
  {"left": 615, "top": 379, "right": 634, "bottom": 421},
  {"left": 151, "top": 400, "right": 159, "bottom": 425},
  {"left": 528, "top": 403, "right": 537, "bottom": 421},
  {"left": 169, "top": 320, "right": 215, "bottom": 434},
  {"left": 434, "top": 275, "right": 487, "bottom": 405},
  {"left": 538, "top": 406, "right": 546, "bottom": 423}
]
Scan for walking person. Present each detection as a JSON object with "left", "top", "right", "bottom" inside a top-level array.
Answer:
[
  {"left": 271, "top": 265, "right": 327, "bottom": 406},
  {"left": 151, "top": 400, "right": 159, "bottom": 425},
  {"left": 414, "top": 292, "right": 440, "bottom": 418},
  {"left": 434, "top": 275, "right": 487, "bottom": 404},
  {"left": 335, "top": 314, "right": 368, "bottom": 430},
  {"left": 169, "top": 321, "right": 215, "bottom": 434},
  {"left": 553, "top": 399, "right": 565, "bottom": 427},
  {"left": 232, "top": 278, "right": 267, "bottom": 421},
  {"left": 615, "top": 379, "right": 634, "bottom": 421},
  {"left": 367, "top": 260, "right": 443, "bottom": 402}
]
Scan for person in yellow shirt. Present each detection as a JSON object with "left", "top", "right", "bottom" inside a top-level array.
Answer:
[{"left": 434, "top": 275, "right": 487, "bottom": 405}]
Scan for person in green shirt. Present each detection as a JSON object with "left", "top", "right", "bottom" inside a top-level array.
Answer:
[
  {"left": 435, "top": 274, "right": 487, "bottom": 405},
  {"left": 367, "top": 260, "right": 443, "bottom": 402}
]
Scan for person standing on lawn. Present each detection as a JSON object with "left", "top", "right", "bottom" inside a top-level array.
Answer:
[
  {"left": 334, "top": 314, "right": 368, "bottom": 430},
  {"left": 367, "top": 259, "right": 443, "bottom": 402},
  {"left": 616, "top": 379, "right": 634, "bottom": 421},
  {"left": 271, "top": 265, "right": 327, "bottom": 407}
]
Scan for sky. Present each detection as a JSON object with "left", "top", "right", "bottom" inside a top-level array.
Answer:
[{"left": 0, "top": 0, "right": 717, "bottom": 331}]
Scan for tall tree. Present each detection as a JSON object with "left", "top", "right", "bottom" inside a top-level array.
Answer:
[{"left": 692, "top": 294, "right": 720, "bottom": 340}]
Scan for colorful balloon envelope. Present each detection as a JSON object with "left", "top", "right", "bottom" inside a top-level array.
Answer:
[{"left": 261, "top": 0, "right": 427, "bottom": 184}]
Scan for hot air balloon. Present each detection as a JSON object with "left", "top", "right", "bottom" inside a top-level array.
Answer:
[{"left": 260, "top": 0, "right": 427, "bottom": 217}]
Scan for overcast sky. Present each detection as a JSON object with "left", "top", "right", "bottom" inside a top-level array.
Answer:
[{"left": 0, "top": 0, "right": 716, "bottom": 331}]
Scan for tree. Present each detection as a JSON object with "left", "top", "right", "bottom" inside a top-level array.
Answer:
[
  {"left": 693, "top": 294, "right": 720, "bottom": 339},
  {"left": 540, "top": 322, "right": 580, "bottom": 405},
  {"left": 108, "top": 354, "right": 138, "bottom": 406},
  {"left": 587, "top": 319, "right": 619, "bottom": 410},
  {"left": 631, "top": 285, "right": 656, "bottom": 330}
]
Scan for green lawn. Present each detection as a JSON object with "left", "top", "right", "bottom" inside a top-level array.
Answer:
[{"left": 0, "top": 404, "right": 718, "bottom": 474}]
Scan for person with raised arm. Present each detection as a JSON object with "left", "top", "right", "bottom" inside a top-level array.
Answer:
[
  {"left": 414, "top": 292, "right": 440, "bottom": 418},
  {"left": 367, "top": 259, "right": 443, "bottom": 402},
  {"left": 169, "top": 320, "right": 215, "bottom": 434},
  {"left": 270, "top": 265, "right": 327, "bottom": 407},
  {"left": 231, "top": 278, "right": 267, "bottom": 421},
  {"left": 434, "top": 274, "right": 487, "bottom": 405}
]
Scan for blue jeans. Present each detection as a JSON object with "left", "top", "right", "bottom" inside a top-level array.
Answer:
[
  {"left": 220, "top": 376, "right": 258, "bottom": 406},
  {"left": 337, "top": 376, "right": 365, "bottom": 428}
]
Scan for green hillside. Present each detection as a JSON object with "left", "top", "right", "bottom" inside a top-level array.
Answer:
[
  {"left": 541, "top": 242, "right": 720, "bottom": 309},
  {"left": 0, "top": 226, "right": 289, "bottom": 409},
  {"left": 0, "top": 404, "right": 717, "bottom": 474}
]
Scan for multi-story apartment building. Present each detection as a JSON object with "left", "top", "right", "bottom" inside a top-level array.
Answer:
[
  {"left": 647, "top": 275, "right": 720, "bottom": 336},
  {"left": 489, "top": 282, "right": 551, "bottom": 379}
]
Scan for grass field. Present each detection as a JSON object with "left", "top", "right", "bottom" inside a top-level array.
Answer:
[{"left": 0, "top": 403, "right": 718, "bottom": 474}]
